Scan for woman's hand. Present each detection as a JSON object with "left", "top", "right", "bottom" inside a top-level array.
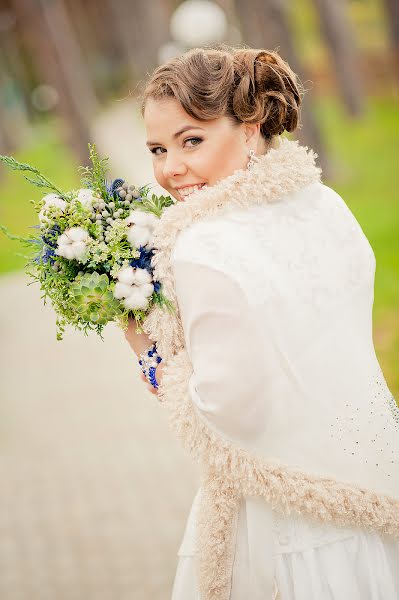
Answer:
[
  {"left": 139, "top": 362, "right": 164, "bottom": 395},
  {"left": 124, "top": 317, "right": 163, "bottom": 395},
  {"left": 124, "top": 317, "right": 153, "bottom": 356}
]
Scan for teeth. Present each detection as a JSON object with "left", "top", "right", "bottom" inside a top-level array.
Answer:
[{"left": 179, "top": 184, "right": 207, "bottom": 197}]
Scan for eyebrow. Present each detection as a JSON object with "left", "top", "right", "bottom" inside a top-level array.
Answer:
[{"left": 146, "top": 125, "right": 205, "bottom": 147}]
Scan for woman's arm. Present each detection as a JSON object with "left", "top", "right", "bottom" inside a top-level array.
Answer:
[
  {"left": 124, "top": 319, "right": 164, "bottom": 395},
  {"left": 173, "top": 259, "right": 266, "bottom": 444}
]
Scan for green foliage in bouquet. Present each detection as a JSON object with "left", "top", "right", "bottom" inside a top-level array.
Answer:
[
  {"left": 0, "top": 144, "right": 175, "bottom": 340},
  {"left": 70, "top": 272, "right": 121, "bottom": 325}
]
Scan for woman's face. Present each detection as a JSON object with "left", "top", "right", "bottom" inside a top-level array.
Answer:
[{"left": 143, "top": 96, "right": 258, "bottom": 202}]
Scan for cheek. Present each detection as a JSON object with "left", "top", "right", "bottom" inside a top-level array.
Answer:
[
  {"left": 153, "top": 160, "right": 166, "bottom": 187},
  {"left": 205, "top": 136, "right": 247, "bottom": 183}
]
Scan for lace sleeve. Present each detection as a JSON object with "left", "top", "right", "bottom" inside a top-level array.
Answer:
[{"left": 172, "top": 259, "right": 267, "bottom": 445}]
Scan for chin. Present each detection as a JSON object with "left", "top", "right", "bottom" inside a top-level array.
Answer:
[{"left": 171, "top": 191, "right": 183, "bottom": 202}]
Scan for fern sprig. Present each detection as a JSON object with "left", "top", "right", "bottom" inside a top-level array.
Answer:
[
  {"left": 78, "top": 143, "right": 109, "bottom": 197},
  {"left": 137, "top": 193, "right": 175, "bottom": 218},
  {"left": 0, "top": 155, "right": 65, "bottom": 197},
  {"left": 0, "top": 223, "right": 39, "bottom": 245}
]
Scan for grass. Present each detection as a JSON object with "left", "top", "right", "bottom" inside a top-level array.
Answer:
[
  {"left": 315, "top": 95, "right": 399, "bottom": 394},
  {"left": 0, "top": 120, "right": 79, "bottom": 273},
  {"left": 0, "top": 97, "right": 398, "bottom": 394}
]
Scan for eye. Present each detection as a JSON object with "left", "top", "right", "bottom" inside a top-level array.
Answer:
[
  {"left": 184, "top": 137, "right": 202, "bottom": 147},
  {"left": 150, "top": 146, "right": 165, "bottom": 156},
  {"left": 149, "top": 137, "right": 203, "bottom": 156}
]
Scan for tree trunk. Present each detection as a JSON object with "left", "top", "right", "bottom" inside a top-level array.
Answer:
[
  {"left": 312, "top": 0, "right": 364, "bottom": 117},
  {"left": 10, "top": 0, "right": 98, "bottom": 163},
  {"left": 0, "top": 64, "right": 15, "bottom": 154},
  {"left": 0, "top": 9, "right": 35, "bottom": 124},
  {"left": 382, "top": 0, "right": 399, "bottom": 80},
  {"left": 233, "top": 0, "right": 329, "bottom": 174},
  {"left": 106, "top": 0, "right": 172, "bottom": 83}
]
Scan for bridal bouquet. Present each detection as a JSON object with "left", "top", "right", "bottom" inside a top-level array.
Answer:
[{"left": 0, "top": 144, "right": 175, "bottom": 339}]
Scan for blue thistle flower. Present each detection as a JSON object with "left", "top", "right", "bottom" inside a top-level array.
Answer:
[
  {"left": 31, "top": 238, "right": 44, "bottom": 264},
  {"left": 129, "top": 246, "right": 154, "bottom": 272},
  {"left": 42, "top": 224, "right": 61, "bottom": 248},
  {"left": 105, "top": 178, "right": 125, "bottom": 200},
  {"left": 128, "top": 247, "right": 161, "bottom": 293},
  {"left": 42, "top": 246, "right": 56, "bottom": 264}
]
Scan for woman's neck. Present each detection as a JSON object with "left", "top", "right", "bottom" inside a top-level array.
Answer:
[{"left": 257, "top": 134, "right": 278, "bottom": 156}]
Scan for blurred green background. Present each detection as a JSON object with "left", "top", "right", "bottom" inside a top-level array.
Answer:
[{"left": 0, "top": 0, "right": 398, "bottom": 393}]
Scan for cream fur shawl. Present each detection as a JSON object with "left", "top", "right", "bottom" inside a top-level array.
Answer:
[{"left": 142, "top": 138, "right": 399, "bottom": 600}]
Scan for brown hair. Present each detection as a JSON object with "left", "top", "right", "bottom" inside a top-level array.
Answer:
[{"left": 140, "top": 46, "right": 302, "bottom": 140}]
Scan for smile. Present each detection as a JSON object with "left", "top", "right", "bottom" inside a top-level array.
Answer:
[{"left": 176, "top": 183, "right": 207, "bottom": 198}]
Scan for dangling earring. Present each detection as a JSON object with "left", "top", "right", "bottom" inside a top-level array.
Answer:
[{"left": 247, "top": 149, "right": 257, "bottom": 171}]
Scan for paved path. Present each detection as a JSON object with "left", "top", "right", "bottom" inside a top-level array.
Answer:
[{"left": 0, "top": 100, "right": 199, "bottom": 600}]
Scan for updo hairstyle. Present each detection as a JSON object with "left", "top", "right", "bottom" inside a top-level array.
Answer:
[{"left": 141, "top": 46, "right": 302, "bottom": 141}]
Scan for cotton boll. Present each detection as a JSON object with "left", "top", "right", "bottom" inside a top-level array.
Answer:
[
  {"left": 117, "top": 266, "right": 136, "bottom": 286},
  {"left": 77, "top": 188, "right": 95, "bottom": 207},
  {"left": 67, "top": 227, "right": 89, "bottom": 242},
  {"left": 126, "top": 225, "right": 152, "bottom": 248},
  {"left": 140, "top": 282, "right": 154, "bottom": 298},
  {"left": 145, "top": 213, "right": 160, "bottom": 230},
  {"left": 123, "top": 289, "right": 149, "bottom": 310},
  {"left": 56, "top": 227, "right": 89, "bottom": 261},
  {"left": 42, "top": 193, "right": 61, "bottom": 204},
  {"left": 39, "top": 193, "right": 67, "bottom": 222},
  {"left": 113, "top": 282, "right": 134, "bottom": 299},
  {"left": 72, "top": 241, "right": 88, "bottom": 261},
  {"left": 42, "top": 193, "right": 66, "bottom": 211},
  {"left": 125, "top": 210, "right": 158, "bottom": 248},
  {"left": 125, "top": 210, "right": 151, "bottom": 227},
  {"left": 57, "top": 233, "right": 70, "bottom": 246},
  {"left": 56, "top": 244, "right": 75, "bottom": 260},
  {"left": 134, "top": 268, "right": 152, "bottom": 285},
  {"left": 38, "top": 211, "right": 48, "bottom": 223}
]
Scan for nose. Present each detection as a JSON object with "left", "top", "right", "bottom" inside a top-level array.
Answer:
[{"left": 162, "top": 151, "right": 187, "bottom": 180}]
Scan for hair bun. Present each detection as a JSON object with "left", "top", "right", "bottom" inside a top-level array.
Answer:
[{"left": 232, "top": 49, "right": 301, "bottom": 137}]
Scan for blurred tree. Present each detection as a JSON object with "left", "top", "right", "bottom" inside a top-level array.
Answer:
[
  {"left": 0, "top": 56, "right": 31, "bottom": 153},
  {"left": 10, "top": 0, "right": 98, "bottom": 163},
  {"left": 0, "top": 8, "right": 32, "bottom": 153},
  {"left": 105, "top": 0, "right": 173, "bottom": 82},
  {"left": 382, "top": 0, "right": 399, "bottom": 80},
  {"left": 0, "top": 8, "right": 34, "bottom": 120},
  {"left": 312, "top": 0, "right": 364, "bottom": 117},
  {"left": 0, "top": 79, "right": 14, "bottom": 153},
  {"left": 233, "top": 0, "right": 328, "bottom": 173},
  {"left": 63, "top": 0, "right": 122, "bottom": 100}
]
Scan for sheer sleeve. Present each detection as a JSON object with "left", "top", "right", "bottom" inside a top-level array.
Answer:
[{"left": 172, "top": 259, "right": 267, "bottom": 445}]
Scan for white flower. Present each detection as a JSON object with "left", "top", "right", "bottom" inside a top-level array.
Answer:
[
  {"left": 133, "top": 268, "right": 152, "bottom": 285},
  {"left": 55, "top": 227, "right": 90, "bottom": 262},
  {"left": 113, "top": 266, "right": 154, "bottom": 310},
  {"left": 38, "top": 193, "right": 67, "bottom": 223},
  {"left": 125, "top": 209, "right": 160, "bottom": 249},
  {"left": 117, "top": 266, "right": 137, "bottom": 286},
  {"left": 123, "top": 289, "right": 151, "bottom": 310},
  {"left": 113, "top": 282, "right": 134, "bottom": 299},
  {"left": 76, "top": 188, "right": 95, "bottom": 208}
]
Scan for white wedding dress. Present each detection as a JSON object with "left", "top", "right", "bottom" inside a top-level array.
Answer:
[
  {"left": 166, "top": 181, "right": 399, "bottom": 599},
  {"left": 172, "top": 488, "right": 399, "bottom": 599}
]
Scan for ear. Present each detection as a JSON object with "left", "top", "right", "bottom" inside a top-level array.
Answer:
[{"left": 243, "top": 122, "right": 260, "bottom": 148}]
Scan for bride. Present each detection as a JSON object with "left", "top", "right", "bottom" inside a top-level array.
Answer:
[{"left": 125, "top": 46, "right": 399, "bottom": 599}]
